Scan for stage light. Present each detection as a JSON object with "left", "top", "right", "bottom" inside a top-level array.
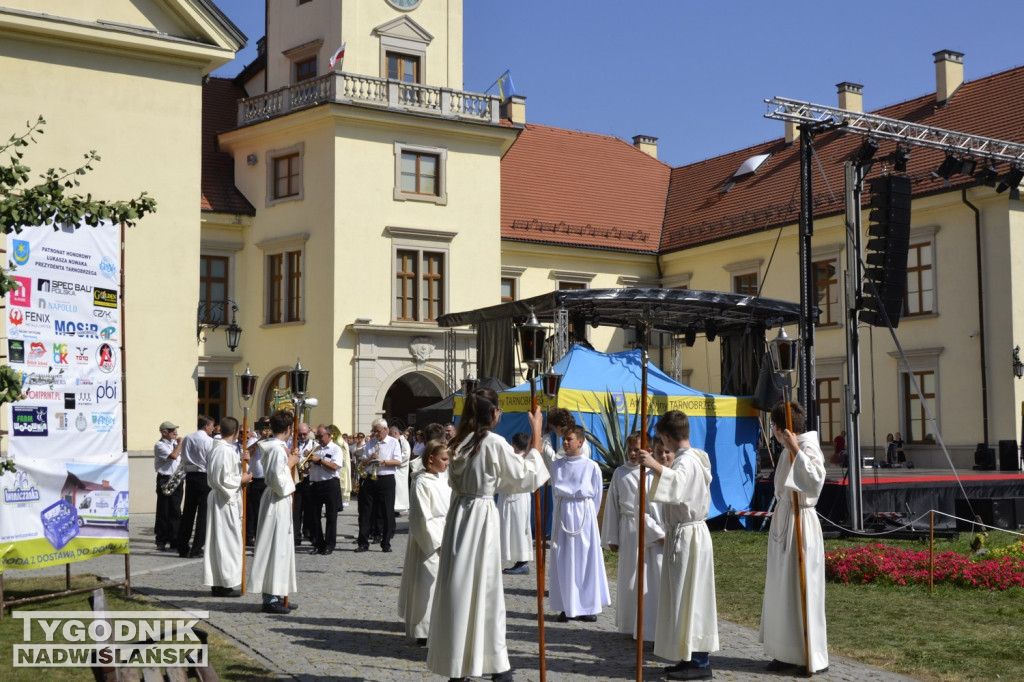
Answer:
[
  {"left": 996, "top": 164, "right": 1024, "bottom": 194},
  {"left": 931, "top": 152, "right": 961, "bottom": 180},
  {"left": 684, "top": 326, "right": 696, "bottom": 347},
  {"left": 959, "top": 157, "right": 977, "bottom": 176},
  {"left": 705, "top": 320, "right": 718, "bottom": 342},
  {"left": 853, "top": 138, "right": 879, "bottom": 163},
  {"left": 893, "top": 144, "right": 911, "bottom": 172},
  {"left": 977, "top": 162, "right": 1000, "bottom": 186}
]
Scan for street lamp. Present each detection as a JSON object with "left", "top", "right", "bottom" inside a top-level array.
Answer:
[{"left": 197, "top": 299, "right": 242, "bottom": 352}]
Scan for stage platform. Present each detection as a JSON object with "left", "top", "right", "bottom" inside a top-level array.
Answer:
[{"left": 751, "top": 465, "right": 1024, "bottom": 531}]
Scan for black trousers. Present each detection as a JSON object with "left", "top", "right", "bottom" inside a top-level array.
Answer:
[
  {"left": 310, "top": 478, "right": 341, "bottom": 551},
  {"left": 357, "top": 475, "right": 395, "bottom": 549},
  {"left": 246, "top": 478, "right": 266, "bottom": 543},
  {"left": 154, "top": 474, "right": 182, "bottom": 547},
  {"left": 293, "top": 478, "right": 316, "bottom": 544},
  {"left": 177, "top": 472, "right": 209, "bottom": 557}
]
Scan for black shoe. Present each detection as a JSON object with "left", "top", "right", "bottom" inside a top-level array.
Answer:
[
  {"left": 574, "top": 614, "right": 597, "bottom": 622},
  {"left": 355, "top": 546, "right": 369, "bottom": 553},
  {"left": 503, "top": 561, "right": 529, "bottom": 575},
  {"left": 556, "top": 612, "right": 568, "bottom": 622},
  {"left": 491, "top": 670, "right": 514, "bottom": 682},
  {"left": 807, "top": 666, "right": 828, "bottom": 675},
  {"left": 320, "top": 548, "right": 334, "bottom": 555},
  {"left": 664, "top": 660, "right": 689, "bottom": 674},
  {"left": 156, "top": 543, "right": 166, "bottom": 551},
  {"left": 178, "top": 549, "right": 190, "bottom": 558},
  {"left": 667, "top": 664, "right": 713, "bottom": 680},
  {"left": 287, "top": 601, "right": 298, "bottom": 611},
  {"left": 766, "top": 659, "right": 799, "bottom": 672},
  {"left": 188, "top": 550, "right": 204, "bottom": 559},
  {"left": 211, "top": 586, "right": 239, "bottom": 598},
  {"left": 382, "top": 546, "right": 393, "bottom": 553},
  {"left": 309, "top": 547, "right": 323, "bottom": 555},
  {"left": 416, "top": 638, "right": 427, "bottom": 647},
  {"left": 261, "top": 602, "right": 289, "bottom": 615}
]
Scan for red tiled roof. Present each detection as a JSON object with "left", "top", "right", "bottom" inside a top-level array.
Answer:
[
  {"left": 501, "top": 124, "right": 671, "bottom": 254},
  {"left": 662, "top": 64, "right": 1024, "bottom": 252},
  {"left": 201, "top": 78, "right": 255, "bottom": 216}
]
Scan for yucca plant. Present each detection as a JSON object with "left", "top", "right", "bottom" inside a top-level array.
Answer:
[{"left": 582, "top": 391, "right": 646, "bottom": 480}]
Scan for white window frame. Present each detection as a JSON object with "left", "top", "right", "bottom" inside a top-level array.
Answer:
[
  {"left": 387, "top": 226, "right": 456, "bottom": 323},
  {"left": 888, "top": 346, "right": 942, "bottom": 445},
  {"left": 374, "top": 16, "right": 432, "bottom": 82},
  {"left": 724, "top": 258, "right": 763, "bottom": 295},
  {"left": 394, "top": 142, "right": 448, "bottom": 205},
  {"left": 199, "top": 240, "right": 242, "bottom": 327},
  {"left": 258, "top": 232, "right": 309, "bottom": 327},
  {"left": 904, "top": 225, "right": 940, "bottom": 319},
  {"left": 282, "top": 39, "right": 323, "bottom": 84},
  {"left": 551, "top": 270, "right": 595, "bottom": 289},
  {"left": 661, "top": 271, "right": 692, "bottom": 289},
  {"left": 501, "top": 266, "right": 525, "bottom": 302},
  {"left": 266, "top": 142, "right": 305, "bottom": 207},
  {"left": 811, "top": 243, "right": 844, "bottom": 328}
]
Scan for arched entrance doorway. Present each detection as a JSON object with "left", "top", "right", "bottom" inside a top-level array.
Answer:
[{"left": 382, "top": 372, "right": 443, "bottom": 429}]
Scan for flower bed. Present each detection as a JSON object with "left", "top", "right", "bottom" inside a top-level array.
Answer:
[{"left": 825, "top": 543, "right": 1024, "bottom": 590}]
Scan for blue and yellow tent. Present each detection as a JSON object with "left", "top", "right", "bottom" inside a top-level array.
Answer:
[{"left": 470, "top": 344, "right": 761, "bottom": 519}]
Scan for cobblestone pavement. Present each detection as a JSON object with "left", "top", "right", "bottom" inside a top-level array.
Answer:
[{"left": 31, "top": 506, "right": 919, "bottom": 681}]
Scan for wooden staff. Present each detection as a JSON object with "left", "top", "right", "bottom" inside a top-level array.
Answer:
[
  {"left": 783, "top": 400, "right": 811, "bottom": 676},
  {"left": 286, "top": 412, "right": 299, "bottom": 610},
  {"left": 530, "top": 368, "right": 547, "bottom": 682},
  {"left": 241, "top": 407, "right": 249, "bottom": 596},
  {"left": 635, "top": 343, "right": 648, "bottom": 681}
]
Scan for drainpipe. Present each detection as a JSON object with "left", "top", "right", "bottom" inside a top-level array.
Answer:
[{"left": 962, "top": 188, "right": 989, "bottom": 445}]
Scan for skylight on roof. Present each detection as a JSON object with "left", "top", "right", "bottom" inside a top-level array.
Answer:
[{"left": 733, "top": 153, "right": 771, "bottom": 178}]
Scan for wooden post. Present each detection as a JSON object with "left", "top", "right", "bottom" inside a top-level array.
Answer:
[
  {"left": 929, "top": 510, "right": 935, "bottom": 593},
  {"left": 530, "top": 369, "right": 546, "bottom": 682},
  {"left": 636, "top": 344, "right": 649, "bottom": 681},
  {"left": 784, "top": 400, "right": 811, "bottom": 676},
  {"left": 241, "top": 406, "right": 249, "bottom": 596}
]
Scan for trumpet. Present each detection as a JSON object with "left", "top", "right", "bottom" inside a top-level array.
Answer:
[
  {"left": 357, "top": 452, "right": 381, "bottom": 481},
  {"left": 298, "top": 443, "right": 327, "bottom": 477},
  {"left": 160, "top": 467, "right": 186, "bottom": 496}
]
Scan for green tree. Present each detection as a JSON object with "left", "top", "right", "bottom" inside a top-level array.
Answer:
[{"left": 0, "top": 116, "right": 157, "bottom": 472}]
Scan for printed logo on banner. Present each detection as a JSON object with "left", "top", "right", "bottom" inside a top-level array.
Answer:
[
  {"left": 12, "top": 240, "right": 30, "bottom": 266},
  {"left": 76, "top": 391, "right": 93, "bottom": 406},
  {"left": 9, "top": 309, "right": 23, "bottom": 327},
  {"left": 17, "top": 370, "right": 68, "bottom": 388},
  {"left": 54, "top": 411, "right": 70, "bottom": 431},
  {"left": 27, "top": 342, "right": 47, "bottom": 367},
  {"left": 100, "top": 327, "right": 117, "bottom": 341},
  {"left": 54, "top": 320, "right": 99, "bottom": 338},
  {"left": 21, "top": 311, "right": 51, "bottom": 328},
  {"left": 91, "top": 410, "right": 117, "bottom": 433},
  {"left": 75, "top": 412, "right": 88, "bottom": 431},
  {"left": 10, "top": 276, "right": 31, "bottom": 307},
  {"left": 92, "top": 309, "right": 113, "bottom": 320},
  {"left": 2, "top": 470, "right": 41, "bottom": 505},
  {"left": 64, "top": 393, "right": 76, "bottom": 409},
  {"left": 24, "top": 388, "right": 61, "bottom": 401},
  {"left": 12, "top": 406, "right": 48, "bottom": 436},
  {"left": 53, "top": 343, "right": 68, "bottom": 365},
  {"left": 36, "top": 278, "right": 90, "bottom": 297},
  {"left": 74, "top": 346, "right": 90, "bottom": 366},
  {"left": 45, "top": 300, "right": 79, "bottom": 313},
  {"left": 93, "top": 288, "right": 117, "bottom": 309},
  {"left": 95, "top": 381, "right": 117, "bottom": 403},
  {"left": 8, "top": 339, "right": 25, "bottom": 364},
  {"left": 99, "top": 257, "right": 117, "bottom": 281},
  {"left": 96, "top": 343, "right": 116, "bottom": 373}
]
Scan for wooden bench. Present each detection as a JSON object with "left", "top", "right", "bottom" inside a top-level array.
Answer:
[{"left": 89, "top": 588, "right": 219, "bottom": 682}]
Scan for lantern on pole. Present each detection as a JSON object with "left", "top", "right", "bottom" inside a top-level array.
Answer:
[
  {"left": 235, "top": 363, "right": 259, "bottom": 596},
  {"left": 462, "top": 374, "right": 479, "bottom": 396},
  {"left": 518, "top": 309, "right": 547, "bottom": 368},
  {"left": 541, "top": 371, "right": 563, "bottom": 399}
]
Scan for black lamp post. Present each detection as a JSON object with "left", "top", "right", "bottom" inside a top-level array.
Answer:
[{"left": 1014, "top": 346, "right": 1024, "bottom": 380}]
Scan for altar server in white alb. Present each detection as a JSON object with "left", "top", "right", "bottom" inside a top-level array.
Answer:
[
  {"left": 540, "top": 407, "right": 591, "bottom": 471},
  {"left": 391, "top": 425, "right": 412, "bottom": 516},
  {"left": 601, "top": 431, "right": 665, "bottom": 640},
  {"left": 203, "top": 416, "right": 251, "bottom": 597},
  {"left": 250, "top": 410, "right": 299, "bottom": 615},
  {"left": 397, "top": 439, "right": 450, "bottom": 645},
  {"left": 638, "top": 410, "right": 718, "bottom": 681},
  {"left": 549, "top": 424, "right": 610, "bottom": 624},
  {"left": 426, "top": 388, "right": 549, "bottom": 682},
  {"left": 498, "top": 432, "right": 534, "bottom": 575},
  {"left": 760, "top": 401, "right": 828, "bottom": 675}
]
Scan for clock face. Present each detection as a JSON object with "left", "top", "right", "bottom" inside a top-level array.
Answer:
[{"left": 387, "top": 0, "right": 421, "bottom": 9}]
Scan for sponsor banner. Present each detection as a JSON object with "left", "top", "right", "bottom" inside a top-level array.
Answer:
[
  {"left": 456, "top": 389, "right": 759, "bottom": 418},
  {"left": 3, "top": 221, "right": 126, "bottom": 572}
]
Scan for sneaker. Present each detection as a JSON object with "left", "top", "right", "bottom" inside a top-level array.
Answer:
[
  {"left": 503, "top": 562, "right": 529, "bottom": 575},
  {"left": 261, "top": 602, "right": 289, "bottom": 615},
  {"left": 667, "top": 663, "right": 713, "bottom": 680}
]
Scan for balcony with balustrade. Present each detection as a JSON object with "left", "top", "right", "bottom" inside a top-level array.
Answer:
[{"left": 237, "top": 72, "right": 502, "bottom": 127}]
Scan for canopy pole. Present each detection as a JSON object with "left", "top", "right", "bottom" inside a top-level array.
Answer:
[{"left": 636, "top": 315, "right": 650, "bottom": 681}]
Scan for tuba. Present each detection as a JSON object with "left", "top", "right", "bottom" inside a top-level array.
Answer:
[{"left": 160, "top": 467, "right": 186, "bottom": 496}]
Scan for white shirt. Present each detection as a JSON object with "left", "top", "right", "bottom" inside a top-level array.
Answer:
[
  {"left": 247, "top": 435, "right": 265, "bottom": 478},
  {"left": 360, "top": 435, "right": 401, "bottom": 476},
  {"left": 153, "top": 438, "right": 178, "bottom": 475},
  {"left": 309, "top": 441, "right": 343, "bottom": 483},
  {"left": 180, "top": 429, "right": 213, "bottom": 473}
]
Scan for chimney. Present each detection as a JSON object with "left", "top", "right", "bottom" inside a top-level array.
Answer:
[
  {"left": 837, "top": 82, "right": 863, "bottom": 113},
  {"left": 632, "top": 134, "right": 658, "bottom": 159},
  {"left": 499, "top": 94, "right": 527, "bottom": 125},
  {"left": 785, "top": 121, "right": 799, "bottom": 145},
  {"left": 934, "top": 50, "right": 964, "bottom": 105}
]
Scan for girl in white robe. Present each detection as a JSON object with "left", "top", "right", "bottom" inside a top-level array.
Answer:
[
  {"left": 549, "top": 425, "right": 610, "bottom": 621},
  {"left": 639, "top": 411, "right": 718, "bottom": 679},
  {"left": 203, "top": 424, "right": 250, "bottom": 594},
  {"left": 498, "top": 432, "right": 533, "bottom": 574},
  {"left": 398, "top": 440, "right": 450, "bottom": 643},
  {"left": 601, "top": 432, "right": 665, "bottom": 640},
  {"left": 760, "top": 401, "right": 829, "bottom": 674},
  {"left": 426, "top": 388, "right": 548, "bottom": 682},
  {"left": 250, "top": 413, "right": 298, "bottom": 613}
]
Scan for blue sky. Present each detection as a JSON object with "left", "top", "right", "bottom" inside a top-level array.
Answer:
[{"left": 212, "top": 1, "right": 1024, "bottom": 167}]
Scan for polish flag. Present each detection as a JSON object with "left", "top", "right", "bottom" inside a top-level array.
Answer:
[{"left": 329, "top": 43, "right": 346, "bottom": 70}]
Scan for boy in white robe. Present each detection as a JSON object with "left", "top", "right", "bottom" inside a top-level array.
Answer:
[
  {"left": 638, "top": 410, "right": 718, "bottom": 681},
  {"left": 397, "top": 440, "right": 450, "bottom": 644},
  {"left": 760, "top": 400, "right": 829, "bottom": 675},
  {"left": 601, "top": 432, "right": 665, "bottom": 640},
  {"left": 391, "top": 426, "right": 411, "bottom": 515},
  {"left": 550, "top": 425, "right": 610, "bottom": 623},
  {"left": 499, "top": 432, "right": 534, "bottom": 575},
  {"left": 250, "top": 410, "right": 299, "bottom": 615},
  {"left": 204, "top": 416, "right": 251, "bottom": 597}
]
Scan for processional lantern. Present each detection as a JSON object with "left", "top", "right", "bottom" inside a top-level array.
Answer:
[
  {"left": 768, "top": 327, "right": 800, "bottom": 386},
  {"left": 237, "top": 364, "right": 259, "bottom": 402},
  {"left": 518, "top": 308, "right": 547, "bottom": 368},
  {"left": 541, "top": 371, "right": 563, "bottom": 399},
  {"left": 462, "top": 374, "right": 479, "bottom": 395},
  {"left": 289, "top": 358, "right": 309, "bottom": 398}
]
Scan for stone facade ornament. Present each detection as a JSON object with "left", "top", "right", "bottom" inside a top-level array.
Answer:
[{"left": 409, "top": 336, "right": 435, "bottom": 367}]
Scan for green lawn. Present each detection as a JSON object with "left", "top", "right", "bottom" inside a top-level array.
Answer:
[
  {"left": 711, "top": 527, "right": 1024, "bottom": 681},
  {"left": 0, "top": 575, "right": 272, "bottom": 681}
]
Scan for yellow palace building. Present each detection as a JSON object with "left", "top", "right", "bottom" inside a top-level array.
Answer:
[{"left": 4, "top": 2, "right": 1024, "bottom": 512}]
